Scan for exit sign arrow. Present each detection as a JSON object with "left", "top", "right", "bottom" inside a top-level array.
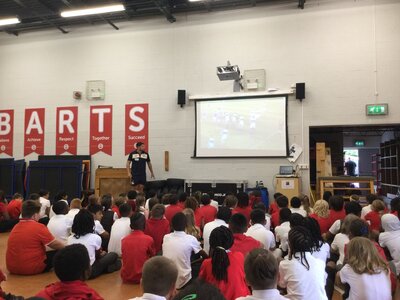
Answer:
[{"left": 366, "top": 104, "right": 388, "bottom": 116}]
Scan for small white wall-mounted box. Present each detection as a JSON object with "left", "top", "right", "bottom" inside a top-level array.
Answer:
[{"left": 86, "top": 80, "right": 105, "bottom": 100}]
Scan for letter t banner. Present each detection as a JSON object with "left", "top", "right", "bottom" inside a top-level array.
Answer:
[
  {"left": 56, "top": 106, "right": 78, "bottom": 155},
  {"left": 125, "top": 104, "right": 148, "bottom": 155},
  {"left": 24, "top": 108, "right": 45, "bottom": 156},
  {"left": 90, "top": 105, "right": 113, "bottom": 155},
  {"left": 0, "top": 110, "right": 14, "bottom": 156}
]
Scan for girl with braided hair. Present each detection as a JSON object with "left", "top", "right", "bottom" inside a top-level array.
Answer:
[
  {"left": 199, "top": 226, "right": 250, "bottom": 300},
  {"left": 278, "top": 226, "right": 328, "bottom": 300}
]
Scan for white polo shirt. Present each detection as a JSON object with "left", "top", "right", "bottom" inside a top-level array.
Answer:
[
  {"left": 245, "top": 223, "right": 276, "bottom": 250},
  {"left": 361, "top": 204, "right": 372, "bottom": 219},
  {"left": 49, "top": 200, "right": 69, "bottom": 218},
  {"left": 275, "top": 221, "right": 291, "bottom": 252},
  {"left": 339, "top": 264, "right": 391, "bottom": 300},
  {"left": 162, "top": 231, "right": 202, "bottom": 289},
  {"left": 108, "top": 217, "right": 132, "bottom": 256},
  {"left": 328, "top": 219, "right": 341, "bottom": 235},
  {"left": 311, "top": 242, "right": 330, "bottom": 263},
  {"left": 47, "top": 214, "right": 73, "bottom": 244},
  {"left": 94, "top": 220, "right": 106, "bottom": 235},
  {"left": 278, "top": 252, "right": 327, "bottom": 300},
  {"left": 66, "top": 208, "right": 80, "bottom": 221},
  {"left": 290, "top": 208, "right": 307, "bottom": 217},
  {"left": 379, "top": 214, "right": 400, "bottom": 275},
  {"left": 39, "top": 197, "right": 50, "bottom": 219},
  {"left": 67, "top": 233, "right": 101, "bottom": 265},
  {"left": 202, "top": 219, "right": 228, "bottom": 254},
  {"left": 236, "top": 289, "right": 287, "bottom": 300},
  {"left": 331, "top": 233, "right": 349, "bottom": 266}
]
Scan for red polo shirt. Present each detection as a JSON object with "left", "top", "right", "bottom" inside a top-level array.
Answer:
[
  {"left": 6, "top": 219, "right": 55, "bottom": 275},
  {"left": 271, "top": 210, "right": 281, "bottom": 229},
  {"left": 269, "top": 201, "right": 279, "bottom": 215},
  {"left": 329, "top": 209, "right": 346, "bottom": 224},
  {"left": 197, "top": 205, "right": 217, "bottom": 226},
  {"left": 199, "top": 251, "right": 250, "bottom": 300},
  {"left": 111, "top": 205, "right": 120, "bottom": 218},
  {"left": 309, "top": 213, "right": 331, "bottom": 234},
  {"left": 165, "top": 204, "right": 183, "bottom": 224},
  {"left": 121, "top": 230, "right": 155, "bottom": 283},
  {"left": 364, "top": 211, "right": 382, "bottom": 232},
  {"left": 0, "top": 202, "right": 7, "bottom": 222},
  {"left": 230, "top": 233, "right": 261, "bottom": 257},
  {"left": 144, "top": 218, "right": 170, "bottom": 253},
  {"left": 7, "top": 199, "right": 22, "bottom": 220},
  {"left": 36, "top": 280, "right": 104, "bottom": 300},
  {"left": 232, "top": 206, "right": 252, "bottom": 223}
]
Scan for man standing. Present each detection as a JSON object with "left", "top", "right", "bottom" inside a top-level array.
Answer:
[
  {"left": 126, "top": 142, "right": 155, "bottom": 192},
  {"left": 344, "top": 157, "right": 357, "bottom": 176}
]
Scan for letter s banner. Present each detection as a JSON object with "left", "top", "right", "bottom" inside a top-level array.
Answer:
[
  {"left": 125, "top": 104, "right": 148, "bottom": 155},
  {"left": 0, "top": 110, "right": 14, "bottom": 156},
  {"left": 24, "top": 108, "right": 45, "bottom": 156},
  {"left": 56, "top": 106, "right": 78, "bottom": 155},
  {"left": 90, "top": 105, "right": 113, "bottom": 155}
]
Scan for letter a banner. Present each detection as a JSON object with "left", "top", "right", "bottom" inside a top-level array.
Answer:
[
  {"left": 90, "top": 105, "right": 113, "bottom": 155},
  {"left": 0, "top": 110, "right": 14, "bottom": 156},
  {"left": 56, "top": 106, "right": 78, "bottom": 155},
  {"left": 125, "top": 104, "right": 148, "bottom": 155},
  {"left": 24, "top": 108, "right": 45, "bottom": 156}
]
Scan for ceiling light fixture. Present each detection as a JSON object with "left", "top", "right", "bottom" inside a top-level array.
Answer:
[
  {"left": 61, "top": 4, "right": 125, "bottom": 18},
  {"left": 0, "top": 18, "right": 20, "bottom": 26}
]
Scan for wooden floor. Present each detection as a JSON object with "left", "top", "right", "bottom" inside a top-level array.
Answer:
[{"left": 0, "top": 232, "right": 142, "bottom": 299}]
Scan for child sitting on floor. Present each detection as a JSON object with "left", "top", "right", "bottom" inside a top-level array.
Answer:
[{"left": 36, "top": 244, "right": 104, "bottom": 300}]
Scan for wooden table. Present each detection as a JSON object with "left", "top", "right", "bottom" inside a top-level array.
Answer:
[
  {"left": 319, "top": 176, "right": 375, "bottom": 198},
  {"left": 95, "top": 167, "right": 132, "bottom": 197}
]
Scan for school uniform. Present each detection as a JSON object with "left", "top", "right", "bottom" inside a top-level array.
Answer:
[
  {"left": 199, "top": 251, "right": 250, "bottom": 300},
  {"left": 162, "top": 231, "right": 202, "bottom": 289},
  {"left": 6, "top": 219, "right": 55, "bottom": 275},
  {"left": 49, "top": 200, "right": 69, "bottom": 218},
  {"left": 328, "top": 209, "right": 346, "bottom": 225},
  {"left": 245, "top": 223, "right": 275, "bottom": 250},
  {"left": 379, "top": 213, "right": 400, "bottom": 275},
  {"left": 202, "top": 219, "right": 228, "bottom": 254},
  {"left": 47, "top": 214, "right": 73, "bottom": 244},
  {"left": 290, "top": 207, "right": 307, "bottom": 217},
  {"left": 232, "top": 206, "right": 252, "bottom": 222},
  {"left": 309, "top": 214, "right": 331, "bottom": 234},
  {"left": 129, "top": 293, "right": 166, "bottom": 300},
  {"left": 274, "top": 221, "right": 290, "bottom": 252},
  {"left": 197, "top": 204, "right": 217, "bottom": 226},
  {"left": 39, "top": 197, "right": 51, "bottom": 219},
  {"left": 328, "top": 219, "right": 341, "bottom": 235},
  {"left": 361, "top": 204, "right": 372, "bottom": 219},
  {"left": 0, "top": 202, "right": 18, "bottom": 232},
  {"left": 121, "top": 230, "right": 155, "bottom": 283},
  {"left": 231, "top": 233, "right": 262, "bottom": 257},
  {"left": 339, "top": 264, "right": 391, "bottom": 300},
  {"left": 311, "top": 242, "right": 330, "bottom": 263},
  {"left": 236, "top": 289, "right": 287, "bottom": 300},
  {"left": 331, "top": 233, "right": 349, "bottom": 266},
  {"left": 269, "top": 202, "right": 279, "bottom": 215},
  {"left": 278, "top": 252, "right": 328, "bottom": 300},
  {"left": 270, "top": 211, "right": 280, "bottom": 229},
  {"left": 94, "top": 220, "right": 106, "bottom": 235},
  {"left": 164, "top": 204, "right": 183, "bottom": 224},
  {"left": 35, "top": 280, "right": 104, "bottom": 300},
  {"left": 364, "top": 210, "right": 382, "bottom": 232},
  {"left": 66, "top": 208, "right": 80, "bottom": 221},
  {"left": 108, "top": 217, "right": 132, "bottom": 256},
  {"left": 145, "top": 218, "right": 170, "bottom": 253},
  {"left": 6, "top": 199, "right": 22, "bottom": 219}
]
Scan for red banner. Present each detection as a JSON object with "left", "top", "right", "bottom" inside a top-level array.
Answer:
[
  {"left": 90, "top": 105, "right": 113, "bottom": 155},
  {"left": 24, "top": 108, "right": 45, "bottom": 156},
  {"left": 0, "top": 110, "right": 14, "bottom": 156},
  {"left": 125, "top": 104, "right": 148, "bottom": 155},
  {"left": 56, "top": 106, "right": 78, "bottom": 155}
]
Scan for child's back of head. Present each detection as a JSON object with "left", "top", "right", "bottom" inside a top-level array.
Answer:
[
  {"left": 244, "top": 248, "right": 278, "bottom": 290},
  {"left": 150, "top": 204, "right": 165, "bottom": 220},
  {"left": 329, "top": 195, "right": 344, "bottom": 212},
  {"left": 250, "top": 209, "right": 266, "bottom": 225},
  {"left": 290, "top": 197, "right": 301, "bottom": 209},
  {"left": 70, "top": 198, "right": 82, "bottom": 210},
  {"left": 171, "top": 212, "right": 186, "bottom": 232},
  {"left": 53, "top": 200, "right": 69, "bottom": 215},
  {"left": 130, "top": 212, "right": 145, "bottom": 231},
  {"left": 279, "top": 207, "right": 292, "bottom": 224},
  {"left": 216, "top": 206, "right": 232, "bottom": 223},
  {"left": 371, "top": 199, "right": 385, "bottom": 212},
  {"left": 276, "top": 195, "right": 288, "bottom": 209},
  {"left": 54, "top": 244, "right": 90, "bottom": 281},
  {"left": 229, "top": 213, "right": 248, "bottom": 234},
  {"left": 119, "top": 203, "right": 132, "bottom": 218}
]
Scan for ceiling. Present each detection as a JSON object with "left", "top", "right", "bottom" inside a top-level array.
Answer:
[{"left": 0, "top": 0, "right": 305, "bottom": 35}]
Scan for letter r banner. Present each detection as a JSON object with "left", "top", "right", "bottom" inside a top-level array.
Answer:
[
  {"left": 56, "top": 106, "right": 78, "bottom": 155},
  {"left": 0, "top": 109, "right": 14, "bottom": 156},
  {"left": 24, "top": 108, "right": 45, "bottom": 156},
  {"left": 125, "top": 104, "right": 148, "bottom": 155},
  {"left": 90, "top": 105, "right": 113, "bottom": 155}
]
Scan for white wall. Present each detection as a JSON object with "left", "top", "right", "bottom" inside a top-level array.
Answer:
[{"left": 0, "top": 0, "right": 399, "bottom": 194}]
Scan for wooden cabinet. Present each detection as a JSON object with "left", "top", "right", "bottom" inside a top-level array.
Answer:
[
  {"left": 275, "top": 177, "right": 301, "bottom": 201},
  {"left": 380, "top": 139, "right": 400, "bottom": 196},
  {"left": 95, "top": 168, "right": 132, "bottom": 197}
]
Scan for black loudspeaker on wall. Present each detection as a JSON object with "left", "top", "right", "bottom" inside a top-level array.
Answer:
[
  {"left": 296, "top": 83, "right": 305, "bottom": 101},
  {"left": 178, "top": 90, "right": 186, "bottom": 107}
]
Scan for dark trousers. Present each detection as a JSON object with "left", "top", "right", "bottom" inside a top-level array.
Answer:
[
  {"left": 0, "top": 219, "right": 19, "bottom": 233},
  {"left": 44, "top": 250, "right": 58, "bottom": 272},
  {"left": 89, "top": 252, "right": 120, "bottom": 279}
]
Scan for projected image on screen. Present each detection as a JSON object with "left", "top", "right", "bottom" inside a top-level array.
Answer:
[{"left": 195, "top": 96, "right": 288, "bottom": 157}]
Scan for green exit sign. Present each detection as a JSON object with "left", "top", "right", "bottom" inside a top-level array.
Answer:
[
  {"left": 354, "top": 140, "right": 365, "bottom": 147},
  {"left": 366, "top": 104, "right": 388, "bottom": 115}
]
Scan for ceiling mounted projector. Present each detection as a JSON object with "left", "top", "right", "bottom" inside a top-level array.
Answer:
[{"left": 217, "top": 61, "right": 241, "bottom": 81}]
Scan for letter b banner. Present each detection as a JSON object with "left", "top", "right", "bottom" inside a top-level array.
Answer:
[
  {"left": 125, "top": 104, "right": 148, "bottom": 155},
  {"left": 0, "top": 110, "right": 14, "bottom": 156}
]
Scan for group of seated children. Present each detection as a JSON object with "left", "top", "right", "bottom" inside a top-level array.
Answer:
[{"left": 0, "top": 188, "right": 399, "bottom": 300}]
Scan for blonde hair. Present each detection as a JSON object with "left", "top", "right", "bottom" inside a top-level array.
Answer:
[
  {"left": 371, "top": 199, "right": 385, "bottom": 212},
  {"left": 182, "top": 208, "right": 200, "bottom": 239},
  {"left": 347, "top": 237, "right": 388, "bottom": 275},
  {"left": 340, "top": 214, "right": 359, "bottom": 235},
  {"left": 299, "top": 194, "right": 312, "bottom": 215},
  {"left": 313, "top": 200, "right": 329, "bottom": 218},
  {"left": 70, "top": 198, "right": 82, "bottom": 209},
  {"left": 223, "top": 195, "right": 238, "bottom": 209}
]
